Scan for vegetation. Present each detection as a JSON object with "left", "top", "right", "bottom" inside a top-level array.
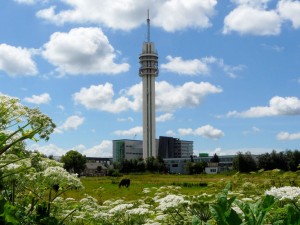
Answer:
[
  {"left": 232, "top": 150, "right": 300, "bottom": 173},
  {"left": 61, "top": 150, "right": 87, "bottom": 175},
  {"left": 0, "top": 94, "right": 55, "bottom": 156},
  {"left": 114, "top": 156, "right": 167, "bottom": 174}
]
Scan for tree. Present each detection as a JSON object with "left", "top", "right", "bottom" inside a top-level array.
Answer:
[
  {"left": 0, "top": 94, "right": 56, "bottom": 155},
  {"left": 233, "top": 151, "right": 257, "bottom": 172},
  {"left": 210, "top": 153, "right": 220, "bottom": 163},
  {"left": 61, "top": 150, "right": 87, "bottom": 176}
]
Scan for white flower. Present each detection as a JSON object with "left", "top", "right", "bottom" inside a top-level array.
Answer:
[
  {"left": 6, "top": 163, "right": 21, "bottom": 170},
  {"left": 108, "top": 203, "right": 133, "bottom": 214},
  {"left": 155, "top": 194, "right": 187, "bottom": 211},
  {"left": 265, "top": 186, "right": 300, "bottom": 201},
  {"left": 155, "top": 214, "right": 167, "bottom": 221},
  {"left": 126, "top": 207, "right": 149, "bottom": 215},
  {"left": 143, "top": 188, "right": 151, "bottom": 194}
]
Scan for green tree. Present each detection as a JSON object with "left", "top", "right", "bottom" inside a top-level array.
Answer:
[
  {"left": 145, "top": 156, "right": 166, "bottom": 173},
  {"left": 61, "top": 150, "right": 87, "bottom": 176},
  {"left": 233, "top": 151, "right": 257, "bottom": 172},
  {"left": 210, "top": 153, "right": 220, "bottom": 163},
  {"left": 0, "top": 94, "right": 56, "bottom": 155}
]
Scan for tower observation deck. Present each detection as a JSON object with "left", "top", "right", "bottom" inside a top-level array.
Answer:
[{"left": 139, "top": 11, "right": 159, "bottom": 159}]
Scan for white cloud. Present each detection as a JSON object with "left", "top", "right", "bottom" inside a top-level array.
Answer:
[
  {"left": 252, "top": 126, "right": 260, "bottom": 132},
  {"left": 0, "top": 44, "right": 37, "bottom": 77},
  {"left": 161, "top": 56, "right": 244, "bottom": 78},
  {"left": 57, "top": 105, "right": 65, "bottom": 111},
  {"left": 166, "top": 130, "right": 177, "bottom": 136},
  {"left": 30, "top": 141, "right": 112, "bottom": 157},
  {"left": 14, "top": 0, "right": 48, "bottom": 4},
  {"left": 42, "top": 27, "right": 129, "bottom": 75},
  {"left": 217, "top": 59, "right": 246, "bottom": 78},
  {"left": 73, "top": 81, "right": 222, "bottom": 113},
  {"left": 157, "top": 113, "right": 174, "bottom": 122},
  {"left": 114, "top": 126, "right": 143, "bottom": 137},
  {"left": 117, "top": 117, "right": 134, "bottom": 122},
  {"left": 55, "top": 115, "right": 85, "bottom": 133},
  {"left": 178, "top": 125, "right": 224, "bottom": 139},
  {"left": 277, "top": 132, "right": 300, "bottom": 141},
  {"left": 156, "top": 81, "right": 222, "bottom": 112},
  {"left": 227, "top": 96, "right": 300, "bottom": 118},
  {"left": 73, "top": 83, "right": 135, "bottom": 113},
  {"left": 74, "top": 140, "right": 112, "bottom": 157},
  {"left": 24, "top": 93, "right": 51, "bottom": 104},
  {"left": 30, "top": 143, "right": 67, "bottom": 156},
  {"left": 178, "top": 128, "right": 194, "bottom": 136},
  {"left": 36, "top": 0, "right": 217, "bottom": 32},
  {"left": 278, "top": 0, "right": 300, "bottom": 29},
  {"left": 223, "top": 5, "right": 281, "bottom": 35},
  {"left": 152, "top": 0, "right": 217, "bottom": 32},
  {"left": 161, "top": 56, "right": 216, "bottom": 75}
]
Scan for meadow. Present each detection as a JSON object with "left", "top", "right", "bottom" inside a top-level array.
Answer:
[{"left": 68, "top": 170, "right": 299, "bottom": 202}]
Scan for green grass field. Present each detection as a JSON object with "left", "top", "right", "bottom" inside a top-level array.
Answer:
[{"left": 65, "top": 171, "right": 292, "bottom": 203}]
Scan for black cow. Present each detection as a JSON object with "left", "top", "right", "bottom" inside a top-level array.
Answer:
[{"left": 119, "top": 178, "right": 130, "bottom": 188}]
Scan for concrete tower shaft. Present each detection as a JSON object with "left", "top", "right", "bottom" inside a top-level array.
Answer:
[{"left": 139, "top": 12, "right": 158, "bottom": 159}]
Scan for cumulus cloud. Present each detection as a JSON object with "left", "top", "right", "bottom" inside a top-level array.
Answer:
[
  {"left": 223, "top": 0, "right": 300, "bottom": 35},
  {"left": 178, "top": 124, "right": 224, "bottom": 139},
  {"left": 278, "top": 0, "right": 300, "bottom": 29},
  {"left": 73, "top": 81, "right": 222, "bottom": 113},
  {"left": 0, "top": 44, "right": 37, "bottom": 77},
  {"left": 114, "top": 126, "right": 143, "bottom": 137},
  {"left": 73, "top": 83, "right": 136, "bottom": 113},
  {"left": 161, "top": 56, "right": 244, "bottom": 78},
  {"left": 152, "top": 0, "right": 217, "bottom": 32},
  {"left": 75, "top": 140, "right": 112, "bottom": 157},
  {"left": 36, "top": 0, "right": 216, "bottom": 32},
  {"left": 166, "top": 130, "right": 177, "bottom": 136},
  {"left": 30, "top": 141, "right": 112, "bottom": 157},
  {"left": 277, "top": 131, "right": 300, "bottom": 141},
  {"left": 42, "top": 27, "right": 129, "bottom": 75},
  {"left": 223, "top": 5, "right": 281, "bottom": 35},
  {"left": 156, "top": 81, "right": 222, "bottom": 112},
  {"left": 30, "top": 143, "right": 67, "bottom": 156},
  {"left": 55, "top": 115, "right": 85, "bottom": 133},
  {"left": 161, "top": 56, "right": 216, "bottom": 75},
  {"left": 24, "top": 93, "right": 51, "bottom": 104},
  {"left": 227, "top": 96, "right": 300, "bottom": 118},
  {"left": 157, "top": 113, "right": 174, "bottom": 122}
]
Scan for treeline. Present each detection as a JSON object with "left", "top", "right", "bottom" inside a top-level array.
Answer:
[
  {"left": 113, "top": 156, "right": 167, "bottom": 174},
  {"left": 233, "top": 149, "right": 300, "bottom": 173}
]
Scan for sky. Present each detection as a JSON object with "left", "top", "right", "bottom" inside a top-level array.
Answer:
[{"left": 1, "top": 0, "right": 300, "bottom": 157}]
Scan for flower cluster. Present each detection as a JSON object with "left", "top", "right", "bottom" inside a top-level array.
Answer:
[
  {"left": 155, "top": 194, "right": 187, "bottom": 211},
  {"left": 265, "top": 186, "right": 300, "bottom": 201}
]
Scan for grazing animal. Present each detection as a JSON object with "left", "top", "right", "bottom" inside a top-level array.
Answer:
[{"left": 119, "top": 178, "right": 130, "bottom": 188}]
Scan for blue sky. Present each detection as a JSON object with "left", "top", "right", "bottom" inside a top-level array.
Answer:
[{"left": 1, "top": 0, "right": 300, "bottom": 157}]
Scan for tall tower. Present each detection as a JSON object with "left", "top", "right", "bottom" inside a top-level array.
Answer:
[{"left": 139, "top": 11, "right": 159, "bottom": 159}]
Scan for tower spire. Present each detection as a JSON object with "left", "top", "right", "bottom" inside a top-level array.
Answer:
[{"left": 147, "top": 9, "right": 150, "bottom": 42}]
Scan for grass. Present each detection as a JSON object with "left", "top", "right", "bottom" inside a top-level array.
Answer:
[
  {"left": 66, "top": 172, "right": 236, "bottom": 202},
  {"left": 65, "top": 171, "right": 300, "bottom": 204}
]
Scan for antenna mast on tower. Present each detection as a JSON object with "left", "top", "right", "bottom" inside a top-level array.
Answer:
[{"left": 147, "top": 9, "right": 150, "bottom": 42}]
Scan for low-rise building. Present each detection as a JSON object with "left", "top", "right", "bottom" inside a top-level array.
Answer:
[{"left": 83, "top": 157, "right": 112, "bottom": 176}]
